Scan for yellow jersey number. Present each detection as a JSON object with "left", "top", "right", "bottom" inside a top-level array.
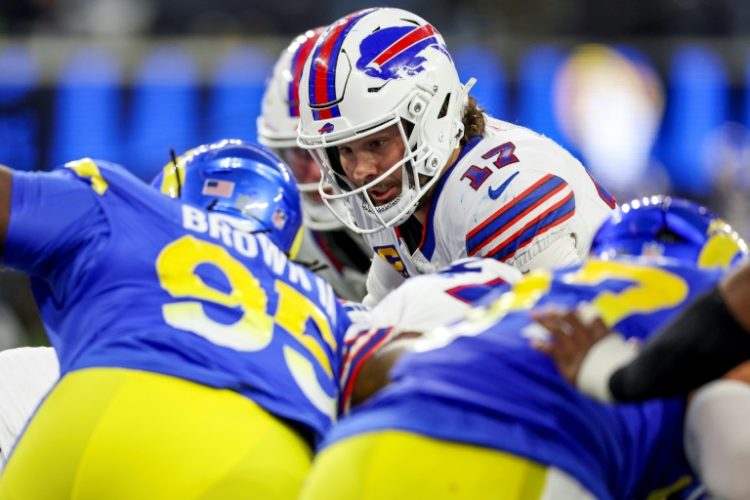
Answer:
[
  {"left": 155, "top": 235, "right": 337, "bottom": 418},
  {"left": 470, "top": 259, "right": 689, "bottom": 328}
]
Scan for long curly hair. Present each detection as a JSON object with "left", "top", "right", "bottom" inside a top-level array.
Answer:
[{"left": 461, "top": 96, "right": 485, "bottom": 147}]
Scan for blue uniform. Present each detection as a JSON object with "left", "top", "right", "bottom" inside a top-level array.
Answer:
[
  {"left": 324, "top": 258, "right": 722, "bottom": 499},
  {"left": 5, "top": 158, "right": 350, "bottom": 444}
]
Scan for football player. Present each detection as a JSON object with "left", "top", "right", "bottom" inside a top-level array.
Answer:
[
  {"left": 258, "top": 28, "right": 371, "bottom": 301},
  {"left": 296, "top": 7, "right": 617, "bottom": 305},
  {"left": 534, "top": 227, "right": 750, "bottom": 402},
  {"left": 534, "top": 199, "right": 750, "bottom": 500},
  {"left": 298, "top": 196, "right": 748, "bottom": 499},
  {"left": 0, "top": 140, "right": 353, "bottom": 499},
  {"left": 337, "top": 256, "right": 522, "bottom": 414}
]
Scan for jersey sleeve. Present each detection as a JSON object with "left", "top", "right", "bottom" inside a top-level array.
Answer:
[
  {"left": 337, "top": 257, "right": 521, "bottom": 414},
  {"left": 464, "top": 170, "right": 580, "bottom": 272},
  {"left": 4, "top": 166, "right": 109, "bottom": 278},
  {"left": 337, "top": 324, "right": 395, "bottom": 416},
  {"left": 367, "top": 257, "right": 520, "bottom": 329}
]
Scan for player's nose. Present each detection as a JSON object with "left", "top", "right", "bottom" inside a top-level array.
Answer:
[{"left": 350, "top": 152, "right": 381, "bottom": 187}]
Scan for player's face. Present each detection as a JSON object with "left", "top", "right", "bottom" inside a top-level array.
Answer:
[
  {"left": 282, "top": 147, "right": 323, "bottom": 203},
  {"left": 336, "top": 124, "right": 406, "bottom": 206}
]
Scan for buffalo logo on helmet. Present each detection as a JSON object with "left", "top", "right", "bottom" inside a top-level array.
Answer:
[
  {"left": 318, "top": 122, "right": 335, "bottom": 134},
  {"left": 356, "top": 24, "right": 449, "bottom": 81}
]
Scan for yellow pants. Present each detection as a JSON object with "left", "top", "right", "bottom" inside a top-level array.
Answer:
[
  {"left": 299, "top": 430, "right": 550, "bottom": 500},
  {"left": 0, "top": 368, "right": 312, "bottom": 500}
]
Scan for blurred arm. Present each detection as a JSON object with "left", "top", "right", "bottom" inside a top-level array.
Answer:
[
  {"left": 684, "top": 376, "right": 750, "bottom": 500},
  {"left": 535, "top": 260, "right": 750, "bottom": 402},
  {"left": 609, "top": 262, "right": 750, "bottom": 400}
]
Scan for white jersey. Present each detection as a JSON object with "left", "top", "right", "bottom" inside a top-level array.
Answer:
[
  {"left": 359, "top": 117, "right": 617, "bottom": 305},
  {"left": 0, "top": 346, "right": 59, "bottom": 472},
  {"left": 364, "top": 257, "right": 522, "bottom": 330},
  {"left": 295, "top": 227, "right": 370, "bottom": 301},
  {"left": 339, "top": 257, "right": 522, "bottom": 413}
]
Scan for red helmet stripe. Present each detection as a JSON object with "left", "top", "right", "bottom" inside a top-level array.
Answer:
[
  {"left": 308, "top": 9, "right": 377, "bottom": 120},
  {"left": 288, "top": 30, "right": 323, "bottom": 117}
]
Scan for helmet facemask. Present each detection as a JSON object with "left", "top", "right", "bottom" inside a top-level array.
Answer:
[
  {"left": 308, "top": 115, "right": 424, "bottom": 233},
  {"left": 300, "top": 78, "right": 473, "bottom": 234},
  {"left": 297, "top": 7, "right": 474, "bottom": 234}
]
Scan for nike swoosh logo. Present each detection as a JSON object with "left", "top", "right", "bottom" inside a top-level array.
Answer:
[{"left": 488, "top": 172, "right": 520, "bottom": 200}]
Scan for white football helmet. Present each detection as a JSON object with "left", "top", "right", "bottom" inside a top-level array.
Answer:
[
  {"left": 297, "top": 8, "right": 475, "bottom": 234},
  {"left": 257, "top": 28, "right": 345, "bottom": 231}
]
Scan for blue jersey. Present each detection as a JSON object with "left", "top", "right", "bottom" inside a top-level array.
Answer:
[
  {"left": 325, "top": 258, "right": 723, "bottom": 499},
  {"left": 4, "top": 159, "right": 351, "bottom": 444}
]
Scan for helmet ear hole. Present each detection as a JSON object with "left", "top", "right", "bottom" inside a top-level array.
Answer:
[
  {"left": 655, "top": 228, "right": 684, "bottom": 244},
  {"left": 437, "top": 93, "right": 450, "bottom": 119}
]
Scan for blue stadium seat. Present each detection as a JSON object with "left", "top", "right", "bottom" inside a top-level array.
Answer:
[
  {"left": 453, "top": 45, "right": 507, "bottom": 120},
  {"left": 660, "top": 45, "right": 728, "bottom": 195},
  {"left": 0, "top": 45, "right": 40, "bottom": 171},
  {"left": 209, "top": 45, "right": 273, "bottom": 142},
  {"left": 127, "top": 46, "right": 199, "bottom": 180},
  {"left": 51, "top": 46, "right": 122, "bottom": 167}
]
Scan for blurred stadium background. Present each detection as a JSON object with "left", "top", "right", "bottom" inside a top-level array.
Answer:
[{"left": 1, "top": 0, "right": 749, "bottom": 345}]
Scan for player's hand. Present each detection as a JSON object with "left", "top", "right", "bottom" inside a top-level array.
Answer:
[{"left": 531, "top": 308, "right": 610, "bottom": 385}]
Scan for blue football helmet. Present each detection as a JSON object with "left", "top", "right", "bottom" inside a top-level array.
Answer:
[
  {"left": 153, "top": 139, "right": 303, "bottom": 258},
  {"left": 591, "top": 195, "right": 748, "bottom": 270}
]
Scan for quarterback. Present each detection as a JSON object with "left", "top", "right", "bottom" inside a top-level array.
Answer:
[{"left": 297, "top": 7, "right": 617, "bottom": 305}]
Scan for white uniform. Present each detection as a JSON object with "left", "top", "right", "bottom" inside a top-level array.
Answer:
[
  {"left": 295, "top": 227, "right": 370, "bottom": 301},
  {"left": 340, "top": 257, "right": 522, "bottom": 413},
  {"left": 360, "top": 117, "right": 617, "bottom": 305},
  {"left": 0, "top": 346, "right": 59, "bottom": 472}
]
